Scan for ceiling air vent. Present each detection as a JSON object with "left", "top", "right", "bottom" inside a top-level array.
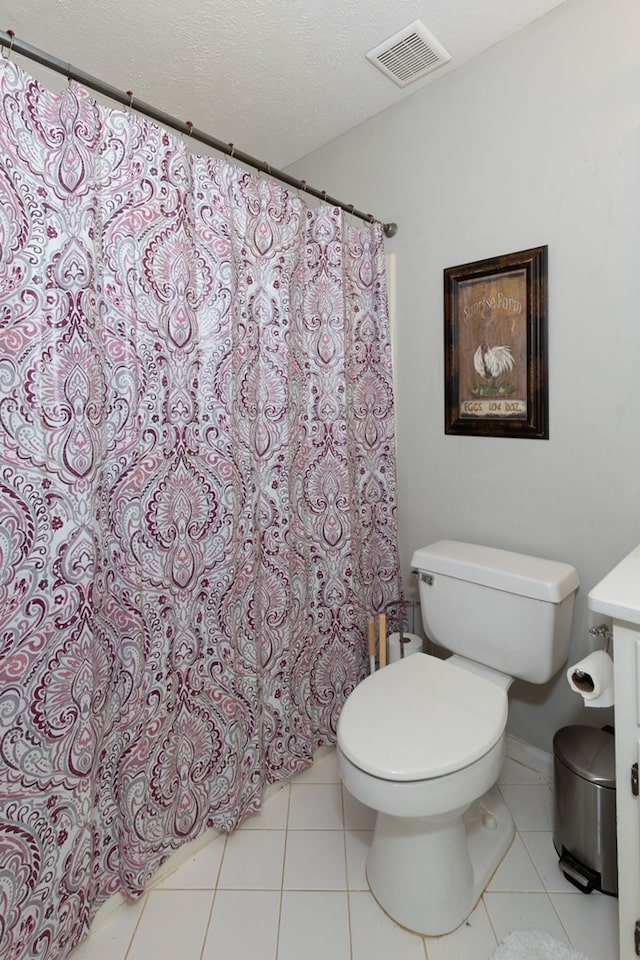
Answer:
[{"left": 366, "top": 21, "right": 451, "bottom": 88}]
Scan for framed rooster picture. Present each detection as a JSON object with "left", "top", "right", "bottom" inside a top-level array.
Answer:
[{"left": 443, "top": 245, "right": 548, "bottom": 439}]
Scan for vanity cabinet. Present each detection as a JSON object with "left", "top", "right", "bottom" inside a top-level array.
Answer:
[{"left": 589, "top": 544, "right": 640, "bottom": 960}]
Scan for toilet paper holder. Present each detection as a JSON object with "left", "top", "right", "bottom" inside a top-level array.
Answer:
[
  {"left": 383, "top": 598, "right": 422, "bottom": 659},
  {"left": 589, "top": 623, "right": 612, "bottom": 654},
  {"left": 566, "top": 625, "right": 615, "bottom": 708}
]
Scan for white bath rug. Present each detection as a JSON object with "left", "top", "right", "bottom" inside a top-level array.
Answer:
[{"left": 490, "top": 929, "right": 590, "bottom": 960}]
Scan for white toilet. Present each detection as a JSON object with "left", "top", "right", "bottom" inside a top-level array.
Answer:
[{"left": 337, "top": 540, "right": 579, "bottom": 936}]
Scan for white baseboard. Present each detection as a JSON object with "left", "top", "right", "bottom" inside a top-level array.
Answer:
[
  {"left": 88, "top": 822, "right": 222, "bottom": 933},
  {"left": 88, "top": 891, "right": 129, "bottom": 933},
  {"left": 506, "top": 733, "right": 553, "bottom": 780}
]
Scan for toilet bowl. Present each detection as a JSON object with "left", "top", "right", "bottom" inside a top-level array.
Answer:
[
  {"left": 337, "top": 652, "right": 514, "bottom": 935},
  {"left": 337, "top": 540, "right": 579, "bottom": 936}
]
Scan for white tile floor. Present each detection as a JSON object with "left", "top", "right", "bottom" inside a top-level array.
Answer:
[{"left": 69, "top": 749, "right": 619, "bottom": 960}]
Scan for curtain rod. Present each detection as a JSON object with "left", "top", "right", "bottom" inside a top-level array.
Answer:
[{"left": 0, "top": 30, "right": 398, "bottom": 239}]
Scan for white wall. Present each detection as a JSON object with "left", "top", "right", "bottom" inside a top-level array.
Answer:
[{"left": 288, "top": 0, "right": 640, "bottom": 751}]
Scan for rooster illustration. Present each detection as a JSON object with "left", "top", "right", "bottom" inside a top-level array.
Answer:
[{"left": 473, "top": 343, "right": 514, "bottom": 380}]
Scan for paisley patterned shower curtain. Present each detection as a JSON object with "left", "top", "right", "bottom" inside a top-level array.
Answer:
[{"left": 0, "top": 58, "right": 400, "bottom": 960}]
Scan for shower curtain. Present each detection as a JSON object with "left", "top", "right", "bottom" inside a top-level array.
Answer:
[{"left": 0, "top": 58, "right": 401, "bottom": 960}]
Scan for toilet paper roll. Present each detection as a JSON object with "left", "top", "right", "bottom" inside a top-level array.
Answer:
[
  {"left": 567, "top": 650, "right": 614, "bottom": 708},
  {"left": 388, "top": 631, "right": 424, "bottom": 663}
]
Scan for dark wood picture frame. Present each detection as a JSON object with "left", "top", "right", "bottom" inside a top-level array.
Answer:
[{"left": 444, "top": 245, "right": 548, "bottom": 439}]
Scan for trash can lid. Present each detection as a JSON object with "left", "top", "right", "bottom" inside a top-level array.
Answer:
[{"left": 553, "top": 725, "right": 616, "bottom": 787}]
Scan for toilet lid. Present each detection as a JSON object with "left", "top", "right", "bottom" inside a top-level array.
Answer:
[{"left": 338, "top": 653, "right": 508, "bottom": 781}]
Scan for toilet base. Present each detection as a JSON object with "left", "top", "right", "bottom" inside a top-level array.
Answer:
[{"left": 366, "top": 785, "right": 515, "bottom": 936}]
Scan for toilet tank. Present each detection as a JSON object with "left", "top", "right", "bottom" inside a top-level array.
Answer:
[{"left": 411, "top": 541, "right": 580, "bottom": 684}]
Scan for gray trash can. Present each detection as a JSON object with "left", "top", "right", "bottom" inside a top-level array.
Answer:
[{"left": 553, "top": 724, "right": 617, "bottom": 896}]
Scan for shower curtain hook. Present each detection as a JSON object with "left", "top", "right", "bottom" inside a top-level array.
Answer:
[
  {"left": 228, "top": 142, "right": 235, "bottom": 159},
  {"left": 126, "top": 90, "right": 134, "bottom": 111},
  {"left": 3, "top": 29, "right": 15, "bottom": 59}
]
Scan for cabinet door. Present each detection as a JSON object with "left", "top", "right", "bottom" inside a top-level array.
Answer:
[{"left": 613, "top": 626, "right": 640, "bottom": 959}]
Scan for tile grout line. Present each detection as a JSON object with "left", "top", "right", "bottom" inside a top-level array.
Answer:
[
  {"left": 274, "top": 780, "right": 292, "bottom": 960},
  {"left": 197, "top": 833, "right": 228, "bottom": 960},
  {"left": 545, "top": 888, "right": 575, "bottom": 951},
  {"left": 123, "top": 893, "right": 149, "bottom": 960},
  {"left": 340, "top": 784, "right": 354, "bottom": 960},
  {"left": 518, "top": 827, "right": 559, "bottom": 896},
  {"left": 482, "top": 891, "right": 502, "bottom": 954},
  {"left": 196, "top": 890, "right": 216, "bottom": 960}
]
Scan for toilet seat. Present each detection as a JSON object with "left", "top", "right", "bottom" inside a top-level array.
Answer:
[{"left": 338, "top": 653, "right": 508, "bottom": 781}]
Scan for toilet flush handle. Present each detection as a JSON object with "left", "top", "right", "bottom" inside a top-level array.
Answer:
[{"left": 412, "top": 570, "right": 433, "bottom": 586}]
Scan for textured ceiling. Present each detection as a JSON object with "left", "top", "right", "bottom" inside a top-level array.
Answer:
[{"left": 6, "top": 0, "right": 569, "bottom": 168}]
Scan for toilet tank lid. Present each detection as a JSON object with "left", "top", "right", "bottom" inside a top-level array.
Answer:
[{"left": 411, "top": 540, "right": 579, "bottom": 602}]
